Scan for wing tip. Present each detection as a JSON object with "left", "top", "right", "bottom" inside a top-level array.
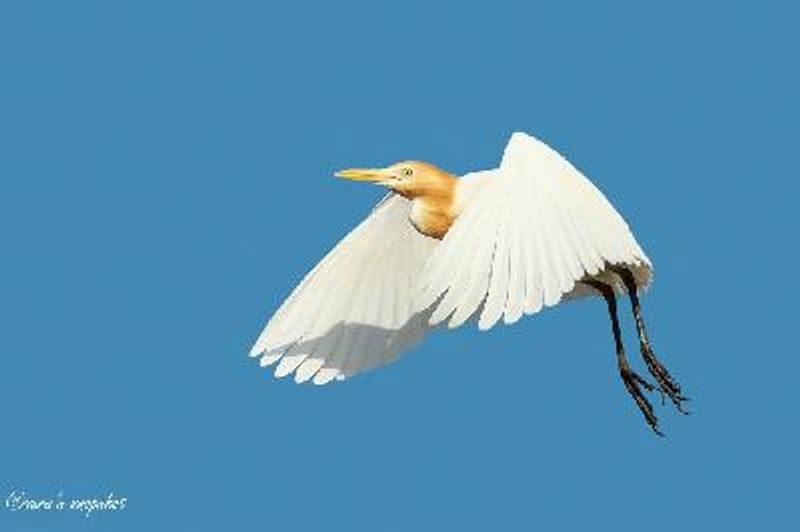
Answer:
[
  {"left": 507, "top": 131, "right": 542, "bottom": 150},
  {"left": 312, "top": 368, "right": 339, "bottom": 386},
  {"left": 259, "top": 352, "right": 282, "bottom": 367},
  {"left": 509, "top": 131, "right": 531, "bottom": 143},
  {"left": 249, "top": 343, "right": 264, "bottom": 357},
  {"left": 477, "top": 314, "right": 499, "bottom": 332}
]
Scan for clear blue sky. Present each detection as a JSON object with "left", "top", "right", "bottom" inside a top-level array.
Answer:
[{"left": 1, "top": 1, "right": 797, "bottom": 530}]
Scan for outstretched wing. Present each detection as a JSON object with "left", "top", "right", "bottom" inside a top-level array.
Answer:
[
  {"left": 250, "top": 194, "right": 438, "bottom": 385},
  {"left": 419, "top": 132, "right": 652, "bottom": 331}
]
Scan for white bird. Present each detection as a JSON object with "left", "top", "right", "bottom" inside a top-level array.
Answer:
[{"left": 250, "top": 132, "right": 687, "bottom": 434}]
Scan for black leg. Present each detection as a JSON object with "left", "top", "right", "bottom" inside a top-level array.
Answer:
[
  {"left": 611, "top": 267, "right": 689, "bottom": 415},
  {"left": 583, "top": 279, "right": 663, "bottom": 436}
]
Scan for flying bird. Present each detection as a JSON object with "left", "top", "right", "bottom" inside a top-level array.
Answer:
[{"left": 250, "top": 132, "right": 687, "bottom": 434}]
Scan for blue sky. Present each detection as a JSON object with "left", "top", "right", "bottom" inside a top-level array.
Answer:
[{"left": 1, "top": 1, "right": 797, "bottom": 530}]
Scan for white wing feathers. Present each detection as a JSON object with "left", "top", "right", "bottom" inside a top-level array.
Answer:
[
  {"left": 419, "top": 132, "right": 652, "bottom": 331},
  {"left": 249, "top": 194, "right": 438, "bottom": 384},
  {"left": 250, "top": 195, "right": 436, "bottom": 384}
]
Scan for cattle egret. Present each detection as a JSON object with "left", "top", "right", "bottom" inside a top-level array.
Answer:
[{"left": 250, "top": 132, "right": 687, "bottom": 434}]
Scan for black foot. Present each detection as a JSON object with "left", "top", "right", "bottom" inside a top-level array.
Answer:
[
  {"left": 619, "top": 362, "right": 663, "bottom": 436},
  {"left": 640, "top": 342, "right": 689, "bottom": 415}
]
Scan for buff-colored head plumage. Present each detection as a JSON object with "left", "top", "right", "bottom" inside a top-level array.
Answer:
[
  {"left": 335, "top": 161, "right": 459, "bottom": 239},
  {"left": 335, "top": 161, "right": 456, "bottom": 199}
]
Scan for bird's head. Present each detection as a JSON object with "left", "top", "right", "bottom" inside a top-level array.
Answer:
[{"left": 335, "top": 161, "right": 455, "bottom": 199}]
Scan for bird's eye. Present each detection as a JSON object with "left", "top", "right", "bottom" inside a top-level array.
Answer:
[{"left": 402, "top": 168, "right": 413, "bottom": 177}]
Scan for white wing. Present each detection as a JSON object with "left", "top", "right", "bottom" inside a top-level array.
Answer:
[
  {"left": 250, "top": 194, "right": 438, "bottom": 385},
  {"left": 419, "top": 132, "right": 652, "bottom": 331}
]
